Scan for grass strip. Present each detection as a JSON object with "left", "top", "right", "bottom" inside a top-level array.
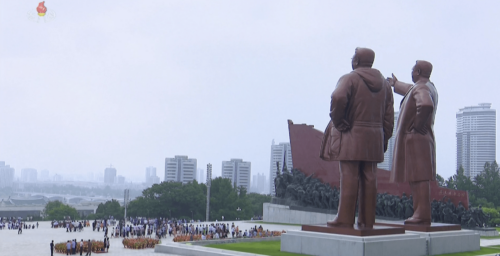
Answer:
[
  {"left": 435, "top": 246, "right": 500, "bottom": 256},
  {"left": 480, "top": 235, "right": 500, "bottom": 240},
  {"left": 206, "top": 240, "right": 307, "bottom": 256}
]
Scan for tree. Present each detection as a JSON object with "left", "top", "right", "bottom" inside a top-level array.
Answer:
[
  {"left": 44, "top": 201, "right": 78, "bottom": 220},
  {"left": 95, "top": 199, "right": 124, "bottom": 219},
  {"left": 436, "top": 174, "right": 445, "bottom": 187},
  {"left": 473, "top": 162, "right": 500, "bottom": 207}
]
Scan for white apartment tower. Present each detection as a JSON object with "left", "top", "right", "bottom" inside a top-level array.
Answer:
[
  {"left": 378, "top": 111, "right": 400, "bottom": 171},
  {"left": 0, "top": 162, "right": 15, "bottom": 188},
  {"left": 222, "top": 159, "right": 251, "bottom": 190},
  {"left": 197, "top": 168, "right": 205, "bottom": 183},
  {"left": 104, "top": 166, "right": 117, "bottom": 184},
  {"left": 269, "top": 141, "right": 293, "bottom": 196},
  {"left": 457, "top": 103, "right": 496, "bottom": 178},
  {"left": 164, "top": 155, "right": 197, "bottom": 183}
]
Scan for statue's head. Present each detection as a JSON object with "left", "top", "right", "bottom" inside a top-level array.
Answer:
[
  {"left": 352, "top": 47, "right": 375, "bottom": 70},
  {"left": 412, "top": 60, "right": 433, "bottom": 83}
]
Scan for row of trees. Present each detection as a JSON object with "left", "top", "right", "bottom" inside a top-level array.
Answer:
[
  {"left": 43, "top": 177, "right": 271, "bottom": 221},
  {"left": 437, "top": 161, "right": 500, "bottom": 225},
  {"left": 126, "top": 178, "right": 270, "bottom": 221}
]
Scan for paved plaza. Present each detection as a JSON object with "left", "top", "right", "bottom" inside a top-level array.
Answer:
[{"left": 0, "top": 220, "right": 301, "bottom": 256}]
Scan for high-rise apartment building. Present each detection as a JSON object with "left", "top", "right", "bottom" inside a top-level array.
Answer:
[
  {"left": 0, "top": 162, "right": 15, "bottom": 188},
  {"left": 269, "top": 141, "right": 293, "bottom": 196},
  {"left": 251, "top": 173, "right": 266, "bottom": 194},
  {"left": 146, "top": 166, "right": 156, "bottom": 181},
  {"left": 21, "top": 168, "right": 37, "bottom": 182},
  {"left": 104, "top": 166, "right": 117, "bottom": 184},
  {"left": 197, "top": 168, "right": 205, "bottom": 183},
  {"left": 378, "top": 111, "right": 400, "bottom": 171},
  {"left": 164, "top": 155, "right": 197, "bottom": 183},
  {"left": 221, "top": 159, "right": 251, "bottom": 190},
  {"left": 145, "top": 166, "right": 160, "bottom": 185},
  {"left": 456, "top": 103, "right": 496, "bottom": 178}
]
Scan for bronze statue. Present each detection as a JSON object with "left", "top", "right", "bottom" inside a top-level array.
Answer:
[
  {"left": 388, "top": 60, "right": 438, "bottom": 225},
  {"left": 320, "top": 47, "right": 394, "bottom": 229}
]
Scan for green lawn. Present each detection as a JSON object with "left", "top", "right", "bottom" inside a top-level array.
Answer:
[
  {"left": 480, "top": 235, "right": 500, "bottom": 240},
  {"left": 207, "top": 240, "right": 500, "bottom": 256},
  {"left": 496, "top": 227, "right": 500, "bottom": 232},
  {"left": 436, "top": 246, "right": 500, "bottom": 256},
  {"left": 206, "top": 240, "right": 307, "bottom": 256}
]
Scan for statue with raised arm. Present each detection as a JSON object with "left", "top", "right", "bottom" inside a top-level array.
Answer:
[
  {"left": 320, "top": 47, "right": 394, "bottom": 229},
  {"left": 387, "top": 60, "right": 438, "bottom": 225}
]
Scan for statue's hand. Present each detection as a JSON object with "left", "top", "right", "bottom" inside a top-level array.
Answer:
[
  {"left": 336, "top": 119, "right": 351, "bottom": 132},
  {"left": 386, "top": 73, "right": 398, "bottom": 87}
]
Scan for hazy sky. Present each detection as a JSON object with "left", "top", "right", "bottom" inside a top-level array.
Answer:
[{"left": 1, "top": 1, "right": 499, "bottom": 183}]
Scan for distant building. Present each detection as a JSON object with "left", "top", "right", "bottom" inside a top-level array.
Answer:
[
  {"left": 222, "top": 159, "right": 251, "bottom": 190},
  {"left": 145, "top": 166, "right": 160, "bottom": 185},
  {"left": 53, "top": 174, "right": 63, "bottom": 182},
  {"left": 378, "top": 111, "right": 400, "bottom": 171},
  {"left": 0, "top": 162, "right": 15, "bottom": 188},
  {"left": 40, "top": 170, "right": 50, "bottom": 181},
  {"left": 21, "top": 168, "right": 37, "bottom": 182},
  {"left": 269, "top": 141, "right": 293, "bottom": 196},
  {"left": 197, "top": 168, "right": 205, "bottom": 183},
  {"left": 117, "top": 175, "right": 125, "bottom": 184},
  {"left": 164, "top": 156, "right": 197, "bottom": 183},
  {"left": 456, "top": 103, "right": 496, "bottom": 178},
  {"left": 104, "top": 166, "right": 117, "bottom": 184},
  {"left": 251, "top": 173, "right": 267, "bottom": 194}
]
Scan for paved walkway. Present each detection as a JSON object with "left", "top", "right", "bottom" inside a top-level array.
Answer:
[
  {"left": 0, "top": 220, "right": 300, "bottom": 256},
  {"left": 1, "top": 220, "right": 498, "bottom": 256}
]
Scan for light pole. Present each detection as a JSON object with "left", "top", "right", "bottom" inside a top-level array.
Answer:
[
  {"left": 191, "top": 210, "right": 193, "bottom": 221},
  {"left": 236, "top": 207, "right": 241, "bottom": 221},
  {"left": 169, "top": 210, "right": 171, "bottom": 219}
]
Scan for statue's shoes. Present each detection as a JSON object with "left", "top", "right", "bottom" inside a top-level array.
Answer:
[
  {"left": 327, "top": 219, "right": 353, "bottom": 228},
  {"left": 404, "top": 218, "right": 431, "bottom": 225}
]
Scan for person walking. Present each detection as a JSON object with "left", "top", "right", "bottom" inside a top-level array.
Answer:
[
  {"left": 66, "top": 240, "right": 71, "bottom": 255},
  {"left": 85, "top": 240, "right": 92, "bottom": 256},
  {"left": 106, "top": 237, "right": 110, "bottom": 252},
  {"left": 72, "top": 239, "right": 76, "bottom": 254},
  {"left": 50, "top": 240, "right": 54, "bottom": 256},
  {"left": 79, "top": 239, "right": 84, "bottom": 256}
]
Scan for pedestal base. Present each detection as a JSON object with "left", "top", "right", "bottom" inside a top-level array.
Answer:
[
  {"left": 408, "top": 230, "right": 480, "bottom": 255},
  {"left": 302, "top": 224, "right": 405, "bottom": 236},
  {"left": 377, "top": 221, "right": 461, "bottom": 232},
  {"left": 281, "top": 230, "right": 427, "bottom": 256}
]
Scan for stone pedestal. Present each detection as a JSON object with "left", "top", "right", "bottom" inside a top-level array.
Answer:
[
  {"left": 302, "top": 224, "right": 405, "bottom": 236},
  {"left": 408, "top": 229, "right": 480, "bottom": 255},
  {"left": 377, "top": 221, "right": 462, "bottom": 232},
  {"left": 281, "top": 230, "right": 427, "bottom": 256}
]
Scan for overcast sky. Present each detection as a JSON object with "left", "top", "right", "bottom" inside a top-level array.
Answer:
[{"left": 1, "top": 0, "right": 499, "bottom": 183}]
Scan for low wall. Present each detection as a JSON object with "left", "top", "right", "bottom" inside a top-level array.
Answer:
[
  {"left": 180, "top": 236, "right": 281, "bottom": 246},
  {"left": 263, "top": 203, "right": 337, "bottom": 225}
]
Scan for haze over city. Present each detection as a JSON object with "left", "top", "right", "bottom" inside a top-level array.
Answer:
[{"left": 1, "top": 0, "right": 499, "bottom": 185}]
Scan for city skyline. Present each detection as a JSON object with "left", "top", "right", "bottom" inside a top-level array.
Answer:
[{"left": 1, "top": 1, "right": 500, "bottom": 183}]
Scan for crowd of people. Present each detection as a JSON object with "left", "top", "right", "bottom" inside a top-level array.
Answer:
[{"left": 0, "top": 217, "right": 39, "bottom": 234}]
